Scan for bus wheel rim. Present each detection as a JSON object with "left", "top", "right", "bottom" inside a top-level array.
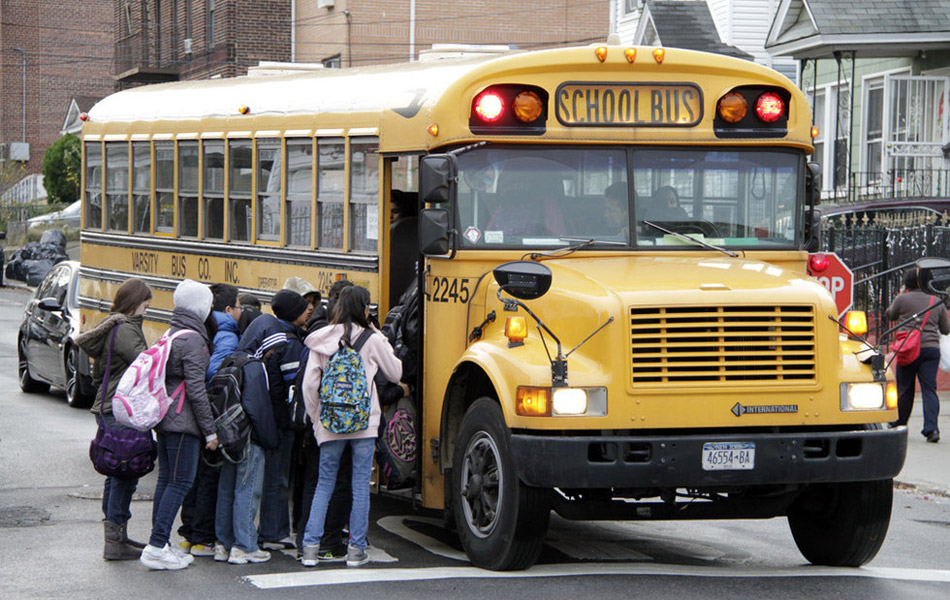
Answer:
[{"left": 459, "top": 431, "right": 503, "bottom": 539}]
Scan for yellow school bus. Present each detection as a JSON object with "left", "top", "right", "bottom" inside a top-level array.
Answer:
[{"left": 80, "top": 43, "right": 906, "bottom": 571}]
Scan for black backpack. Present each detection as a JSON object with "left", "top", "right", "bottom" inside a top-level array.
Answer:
[
  {"left": 289, "top": 355, "right": 311, "bottom": 432},
  {"left": 206, "top": 353, "right": 257, "bottom": 464}
]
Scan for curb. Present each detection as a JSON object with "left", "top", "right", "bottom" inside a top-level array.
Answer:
[{"left": 895, "top": 480, "right": 950, "bottom": 499}]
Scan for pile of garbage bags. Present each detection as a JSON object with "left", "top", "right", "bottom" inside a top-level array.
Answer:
[{"left": 4, "top": 229, "right": 69, "bottom": 286}]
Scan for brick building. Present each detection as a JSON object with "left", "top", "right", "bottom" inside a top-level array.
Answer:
[
  {"left": 0, "top": 1, "right": 112, "bottom": 177},
  {"left": 116, "top": 0, "right": 292, "bottom": 86},
  {"left": 295, "top": 0, "right": 611, "bottom": 67}
]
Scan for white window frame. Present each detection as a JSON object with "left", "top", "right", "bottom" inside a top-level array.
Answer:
[{"left": 860, "top": 67, "right": 912, "bottom": 181}]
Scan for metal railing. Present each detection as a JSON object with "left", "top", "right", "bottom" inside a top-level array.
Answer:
[{"left": 820, "top": 169, "right": 950, "bottom": 204}]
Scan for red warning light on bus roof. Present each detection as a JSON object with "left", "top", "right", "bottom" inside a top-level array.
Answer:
[
  {"left": 474, "top": 91, "right": 505, "bottom": 122},
  {"left": 755, "top": 92, "right": 784, "bottom": 123}
]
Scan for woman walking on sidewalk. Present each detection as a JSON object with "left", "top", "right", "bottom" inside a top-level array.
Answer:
[
  {"left": 886, "top": 267, "right": 950, "bottom": 443},
  {"left": 76, "top": 278, "right": 153, "bottom": 560}
]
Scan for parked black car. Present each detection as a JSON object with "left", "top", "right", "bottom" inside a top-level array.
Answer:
[{"left": 17, "top": 260, "right": 95, "bottom": 407}]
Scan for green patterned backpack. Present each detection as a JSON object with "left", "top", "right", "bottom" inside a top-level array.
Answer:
[{"left": 319, "top": 330, "right": 374, "bottom": 434}]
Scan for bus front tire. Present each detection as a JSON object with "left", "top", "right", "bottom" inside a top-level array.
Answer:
[
  {"left": 787, "top": 479, "right": 893, "bottom": 567},
  {"left": 452, "top": 397, "right": 549, "bottom": 571}
]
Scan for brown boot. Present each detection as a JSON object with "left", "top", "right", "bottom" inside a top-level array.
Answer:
[
  {"left": 119, "top": 521, "right": 146, "bottom": 550},
  {"left": 103, "top": 520, "right": 141, "bottom": 560}
]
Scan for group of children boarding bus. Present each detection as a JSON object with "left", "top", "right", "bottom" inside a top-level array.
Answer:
[{"left": 80, "top": 272, "right": 417, "bottom": 571}]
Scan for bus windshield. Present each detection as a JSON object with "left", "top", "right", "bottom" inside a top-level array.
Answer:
[{"left": 455, "top": 146, "right": 801, "bottom": 249}]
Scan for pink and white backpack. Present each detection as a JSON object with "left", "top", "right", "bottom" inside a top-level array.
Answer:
[{"left": 113, "top": 329, "right": 197, "bottom": 431}]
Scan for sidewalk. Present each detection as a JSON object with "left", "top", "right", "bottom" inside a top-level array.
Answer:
[{"left": 894, "top": 391, "right": 950, "bottom": 497}]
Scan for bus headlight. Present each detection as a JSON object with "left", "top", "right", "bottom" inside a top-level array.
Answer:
[
  {"left": 841, "top": 383, "right": 885, "bottom": 411},
  {"left": 553, "top": 388, "right": 587, "bottom": 415}
]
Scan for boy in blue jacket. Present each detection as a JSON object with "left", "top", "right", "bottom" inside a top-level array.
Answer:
[{"left": 214, "top": 348, "right": 280, "bottom": 564}]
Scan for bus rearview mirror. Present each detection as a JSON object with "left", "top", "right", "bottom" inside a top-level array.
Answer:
[
  {"left": 917, "top": 257, "right": 950, "bottom": 296},
  {"left": 805, "top": 161, "right": 821, "bottom": 206},
  {"left": 419, "top": 208, "right": 451, "bottom": 256},
  {"left": 419, "top": 154, "right": 457, "bottom": 205}
]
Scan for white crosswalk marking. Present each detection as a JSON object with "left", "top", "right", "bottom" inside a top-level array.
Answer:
[{"left": 245, "top": 563, "right": 950, "bottom": 589}]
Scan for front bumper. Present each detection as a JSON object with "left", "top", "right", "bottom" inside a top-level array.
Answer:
[{"left": 512, "top": 426, "right": 907, "bottom": 488}]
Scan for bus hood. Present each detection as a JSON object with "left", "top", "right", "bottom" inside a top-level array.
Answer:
[{"left": 540, "top": 255, "right": 829, "bottom": 308}]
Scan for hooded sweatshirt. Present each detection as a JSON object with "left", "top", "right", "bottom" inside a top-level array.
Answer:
[
  {"left": 301, "top": 323, "right": 402, "bottom": 445},
  {"left": 76, "top": 313, "right": 147, "bottom": 415}
]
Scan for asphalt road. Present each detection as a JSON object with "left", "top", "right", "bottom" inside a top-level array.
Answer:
[{"left": 1, "top": 284, "right": 949, "bottom": 599}]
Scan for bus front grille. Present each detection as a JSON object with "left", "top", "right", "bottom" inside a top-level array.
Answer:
[{"left": 630, "top": 305, "right": 817, "bottom": 385}]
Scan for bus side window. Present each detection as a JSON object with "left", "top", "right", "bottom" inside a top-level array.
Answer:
[
  {"left": 203, "top": 141, "right": 225, "bottom": 240},
  {"left": 257, "top": 139, "right": 281, "bottom": 242},
  {"left": 178, "top": 141, "right": 199, "bottom": 238},
  {"left": 229, "top": 140, "right": 253, "bottom": 242},
  {"left": 155, "top": 142, "right": 175, "bottom": 233}
]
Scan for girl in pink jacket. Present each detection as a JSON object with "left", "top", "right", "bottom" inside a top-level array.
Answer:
[{"left": 299, "top": 286, "right": 402, "bottom": 567}]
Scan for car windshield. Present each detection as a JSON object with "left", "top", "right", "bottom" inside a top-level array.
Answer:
[{"left": 454, "top": 146, "right": 802, "bottom": 249}]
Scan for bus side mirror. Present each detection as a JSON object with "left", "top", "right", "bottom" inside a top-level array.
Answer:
[
  {"left": 803, "top": 208, "right": 821, "bottom": 252},
  {"left": 805, "top": 161, "right": 821, "bottom": 206},
  {"left": 419, "top": 208, "right": 451, "bottom": 256},
  {"left": 419, "top": 154, "right": 457, "bottom": 205},
  {"left": 493, "top": 261, "right": 552, "bottom": 300},
  {"left": 917, "top": 257, "right": 950, "bottom": 296}
]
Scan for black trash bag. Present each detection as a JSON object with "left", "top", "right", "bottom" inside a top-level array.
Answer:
[
  {"left": 25, "top": 259, "right": 55, "bottom": 286},
  {"left": 40, "top": 229, "right": 67, "bottom": 249}
]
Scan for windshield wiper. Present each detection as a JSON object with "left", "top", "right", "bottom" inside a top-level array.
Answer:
[
  {"left": 525, "top": 237, "right": 627, "bottom": 260},
  {"left": 641, "top": 221, "right": 737, "bottom": 257}
]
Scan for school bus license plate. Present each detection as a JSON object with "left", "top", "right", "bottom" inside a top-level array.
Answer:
[
  {"left": 701, "top": 442, "right": 755, "bottom": 471},
  {"left": 555, "top": 82, "right": 703, "bottom": 127}
]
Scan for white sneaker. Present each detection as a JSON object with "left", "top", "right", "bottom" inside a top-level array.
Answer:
[
  {"left": 228, "top": 547, "right": 271, "bottom": 565},
  {"left": 168, "top": 543, "right": 195, "bottom": 565},
  {"left": 189, "top": 543, "right": 216, "bottom": 557},
  {"left": 214, "top": 543, "right": 229, "bottom": 562},
  {"left": 140, "top": 544, "right": 189, "bottom": 570}
]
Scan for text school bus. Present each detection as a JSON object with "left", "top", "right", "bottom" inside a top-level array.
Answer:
[{"left": 80, "top": 43, "right": 906, "bottom": 570}]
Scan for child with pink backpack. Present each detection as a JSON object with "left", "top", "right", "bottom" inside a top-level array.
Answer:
[{"left": 138, "top": 280, "right": 220, "bottom": 570}]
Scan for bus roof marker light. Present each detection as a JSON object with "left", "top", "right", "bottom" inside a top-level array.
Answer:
[
  {"left": 717, "top": 92, "right": 748, "bottom": 123},
  {"left": 811, "top": 125, "right": 820, "bottom": 138},
  {"left": 427, "top": 123, "right": 439, "bottom": 136},
  {"left": 808, "top": 253, "right": 829, "bottom": 273},
  {"left": 79, "top": 112, "right": 89, "bottom": 122},
  {"left": 595, "top": 46, "right": 608, "bottom": 62},
  {"left": 754, "top": 92, "right": 784, "bottom": 123},
  {"left": 652, "top": 48, "right": 665, "bottom": 63},
  {"left": 512, "top": 91, "right": 543, "bottom": 123},
  {"left": 238, "top": 105, "right": 250, "bottom": 115},
  {"left": 473, "top": 90, "right": 505, "bottom": 122},
  {"left": 624, "top": 48, "right": 637, "bottom": 63}
]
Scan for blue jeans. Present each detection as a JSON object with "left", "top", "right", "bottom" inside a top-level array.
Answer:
[
  {"left": 149, "top": 432, "right": 200, "bottom": 548},
  {"left": 216, "top": 443, "right": 266, "bottom": 552},
  {"left": 895, "top": 346, "right": 941, "bottom": 434},
  {"left": 302, "top": 437, "right": 375, "bottom": 551},
  {"left": 97, "top": 414, "right": 139, "bottom": 525},
  {"left": 258, "top": 428, "right": 294, "bottom": 543}
]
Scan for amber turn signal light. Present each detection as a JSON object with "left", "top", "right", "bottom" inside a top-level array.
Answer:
[
  {"left": 505, "top": 316, "right": 528, "bottom": 343},
  {"left": 624, "top": 48, "right": 637, "bottom": 63},
  {"left": 844, "top": 311, "right": 868, "bottom": 337},
  {"left": 595, "top": 46, "right": 608, "bottom": 62},
  {"left": 886, "top": 381, "right": 898, "bottom": 409},
  {"left": 652, "top": 48, "right": 665, "bottom": 63},
  {"left": 516, "top": 386, "right": 551, "bottom": 416}
]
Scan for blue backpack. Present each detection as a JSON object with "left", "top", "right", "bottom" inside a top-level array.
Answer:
[{"left": 319, "top": 330, "right": 374, "bottom": 434}]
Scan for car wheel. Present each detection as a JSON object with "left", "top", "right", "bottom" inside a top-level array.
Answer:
[
  {"left": 18, "top": 338, "right": 50, "bottom": 394},
  {"left": 787, "top": 478, "right": 893, "bottom": 567},
  {"left": 65, "top": 345, "right": 92, "bottom": 408},
  {"left": 452, "top": 398, "right": 549, "bottom": 570}
]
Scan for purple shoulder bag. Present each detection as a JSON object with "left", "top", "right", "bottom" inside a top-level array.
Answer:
[{"left": 89, "top": 326, "right": 157, "bottom": 479}]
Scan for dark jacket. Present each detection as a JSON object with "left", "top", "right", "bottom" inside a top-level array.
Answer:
[
  {"left": 241, "top": 359, "right": 280, "bottom": 450},
  {"left": 239, "top": 313, "right": 306, "bottom": 430},
  {"left": 76, "top": 313, "right": 147, "bottom": 415},
  {"left": 885, "top": 289, "right": 950, "bottom": 348},
  {"left": 157, "top": 308, "right": 217, "bottom": 441},
  {"left": 207, "top": 310, "right": 240, "bottom": 382}
]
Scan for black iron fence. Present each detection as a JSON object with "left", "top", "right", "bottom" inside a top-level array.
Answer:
[{"left": 821, "top": 219, "right": 950, "bottom": 343}]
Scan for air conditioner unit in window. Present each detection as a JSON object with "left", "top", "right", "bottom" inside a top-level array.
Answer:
[
  {"left": 184, "top": 38, "right": 193, "bottom": 54},
  {"left": 318, "top": 0, "right": 335, "bottom": 8}
]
